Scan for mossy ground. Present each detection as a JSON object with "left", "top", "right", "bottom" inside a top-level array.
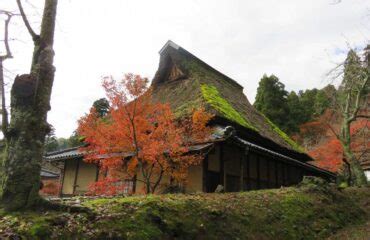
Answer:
[{"left": 0, "top": 186, "right": 369, "bottom": 239}]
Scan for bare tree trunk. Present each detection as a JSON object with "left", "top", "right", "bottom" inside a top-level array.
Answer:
[
  {"left": 0, "top": 59, "right": 9, "bottom": 134},
  {"left": 334, "top": 48, "right": 370, "bottom": 187},
  {"left": 0, "top": 10, "right": 14, "bottom": 135},
  {"left": 151, "top": 169, "right": 164, "bottom": 193},
  {"left": 340, "top": 117, "right": 367, "bottom": 186},
  {"left": 344, "top": 90, "right": 368, "bottom": 186},
  {"left": 0, "top": 0, "right": 58, "bottom": 210},
  {"left": 342, "top": 157, "right": 352, "bottom": 185}
]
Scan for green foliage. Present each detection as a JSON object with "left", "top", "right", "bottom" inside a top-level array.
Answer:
[
  {"left": 67, "top": 131, "right": 83, "bottom": 148},
  {"left": 340, "top": 50, "right": 367, "bottom": 104},
  {"left": 338, "top": 182, "right": 349, "bottom": 190},
  {"left": 254, "top": 73, "right": 337, "bottom": 135},
  {"left": 44, "top": 130, "right": 83, "bottom": 153},
  {"left": 299, "top": 88, "right": 320, "bottom": 121},
  {"left": 200, "top": 84, "right": 256, "bottom": 130},
  {"left": 93, "top": 98, "right": 110, "bottom": 118},
  {"left": 314, "top": 86, "right": 334, "bottom": 116},
  {"left": 254, "top": 74, "right": 290, "bottom": 132},
  {"left": 29, "top": 221, "right": 51, "bottom": 239},
  {"left": 286, "top": 91, "right": 305, "bottom": 133}
]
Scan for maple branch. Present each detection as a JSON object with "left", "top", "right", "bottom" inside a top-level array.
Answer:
[
  {"left": 354, "top": 148, "right": 368, "bottom": 162},
  {"left": 326, "top": 123, "right": 340, "bottom": 140},
  {"left": 147, "top": 163, "right": 154, "bottom": 180},
  {"left": 16, "top": 0, "right": 39, "bottom": 41},
  {"left": 151, "top": 166, "right": 164, "bottom": 193},
  {"left": 356, "top": 115, "right": 370, "bottom": 119}
]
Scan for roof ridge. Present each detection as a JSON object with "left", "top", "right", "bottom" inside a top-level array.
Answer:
[
  {"left": 45, "top": 146, "right": 82, "bottom": 156},
  {"left": 159, "top": 40, "right": 244, "bottom": 89}
]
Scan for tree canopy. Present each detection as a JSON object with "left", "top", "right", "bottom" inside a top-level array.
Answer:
[
  {"left": 254, "top": 74, "right": 289, "bottom": 132},
  {"left": 78, "top": 74, "right": 213, "bottom": 194},
  {"left": 254, "top": 74, "right": 335, "bottom": 134}
]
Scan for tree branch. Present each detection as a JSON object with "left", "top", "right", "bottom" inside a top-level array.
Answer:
[
  {"left": 354, "top": 148, "right": 368, "bottom": 162},
  {"left": 0, "top": 10, "right": 16, "bottom": 135},
  {"left": 356, "top": 115, "right": 370, "bottom": 119},
  {"left": 16, "top": 0, "right": 39, "bottom": 41},
  {"left": 0, "top": 10, "right": 18, "bottom": 60},
  {"left": 0, "top": 14, "right": 11, "bottom": 59},
  {"left": 0, "top": 60, "right": 9, "bottom": 135},
  {"left": 326, "top": 123, "right": 340, "bottom": 140},
  {"left": 348, "top": 76, "right": 369, "bottom": 122}
]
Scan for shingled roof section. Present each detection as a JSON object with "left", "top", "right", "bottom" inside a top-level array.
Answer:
[
  {"left": 151, "top": 40, "right": 309, "bottom": 161},
  {"left": 44, "top": 147, "right": 83, "bottom": 161}
]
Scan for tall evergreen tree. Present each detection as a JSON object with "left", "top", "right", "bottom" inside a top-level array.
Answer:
[
  {"left": 334, "top": 49, "right": 368, "bottom": 186},
  {"left": 286, "top": 91, "right": 305, "bottom": 133},
  {"left": 314, "top": 85, "right": 336, "bottom": 117},
  {"left": 254, "top": 74, "right": 289, "bottom": 132},
  {"left": 93, "top": 98, "right": 110, "bottom": 118}
]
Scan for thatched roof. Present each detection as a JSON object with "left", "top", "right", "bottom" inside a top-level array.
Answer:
[{"left": 151, "top": 40, "right": 309, "bottom": 161}]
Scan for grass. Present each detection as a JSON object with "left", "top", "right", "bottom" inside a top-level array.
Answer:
[
  {"left": 0, "top": 185, "right": 369, "bottom": 239},
  {"left": 327, "top": 187, "right": 370, "bottom": 240}
]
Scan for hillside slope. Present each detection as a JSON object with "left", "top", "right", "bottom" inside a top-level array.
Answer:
[{"left": 0, "top": 180, "right": 369, "bottom": 239}]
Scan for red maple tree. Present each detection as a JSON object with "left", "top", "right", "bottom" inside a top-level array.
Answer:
[
  {"left": 78, "top": 74, "right": 213, "bottom": 194},
  {"left": 298, "top": 110, "right": 369, "bottom": 172}
]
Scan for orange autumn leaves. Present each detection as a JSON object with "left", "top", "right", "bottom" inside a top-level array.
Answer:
[
  {"left": 297, "top": 110, "right": 369, "bottom": 172},
  {"left": 78, "top": 74, "right": 213, "bottom": 194}
]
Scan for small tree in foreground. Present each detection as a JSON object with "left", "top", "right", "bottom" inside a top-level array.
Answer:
[{"left": 78, "top": 74, "right": 212, "bottom": 194}]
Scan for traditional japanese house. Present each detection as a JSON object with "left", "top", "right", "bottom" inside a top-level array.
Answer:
[{"left": 45, "top": 40, "right": 335, "bottom": 196}]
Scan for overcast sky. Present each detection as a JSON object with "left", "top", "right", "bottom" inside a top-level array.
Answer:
[{"left": 1, "top": 0, "right": 369, "bottom": 137}]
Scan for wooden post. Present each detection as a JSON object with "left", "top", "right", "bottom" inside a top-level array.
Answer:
[
  {"left": 203, "top": 155, "right": 209, "bottom": 192},
  {"left": 266, "top": 159, "right": 270, "bottom": 188},
  {"left": 246, "top": 150, "right": 250, "bottom": 190},
  {"left": 220, "top": 144, "right": 225, "bottom": 190},
  {"left": 72, "top": 158, "right": 80, "bottom": 195},
  {"left": 59, "top": 160, "right": 66, "bottom": 197},
  {"left": 240, "top": 146, "right": 250, "bottom": 191},
  {"left": 256, "top": 155, "right": 261, "bottom": 189},
  {"left": 95, "top": 164, "right": 99, "bottom": 182},
  {"left": 275, "top": 160, "right": 279, "bottom": 188},
  {"left": 239, "top": 149, "right": 244, "bottom": 191},
  {"left": 132, "top": 175, "right": 137, "bottom": 194},
  {"left": 282, "top": 164, "right": 286, "bottom": 186}
]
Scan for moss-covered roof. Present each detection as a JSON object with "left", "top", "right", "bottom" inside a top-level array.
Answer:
[{"left": 151, "top": 40, "right": 305, "bottom": 155}]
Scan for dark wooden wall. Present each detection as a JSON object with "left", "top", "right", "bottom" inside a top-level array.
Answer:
[{"left": 204, "top": 142, "right": 327, "bottom": 193}]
